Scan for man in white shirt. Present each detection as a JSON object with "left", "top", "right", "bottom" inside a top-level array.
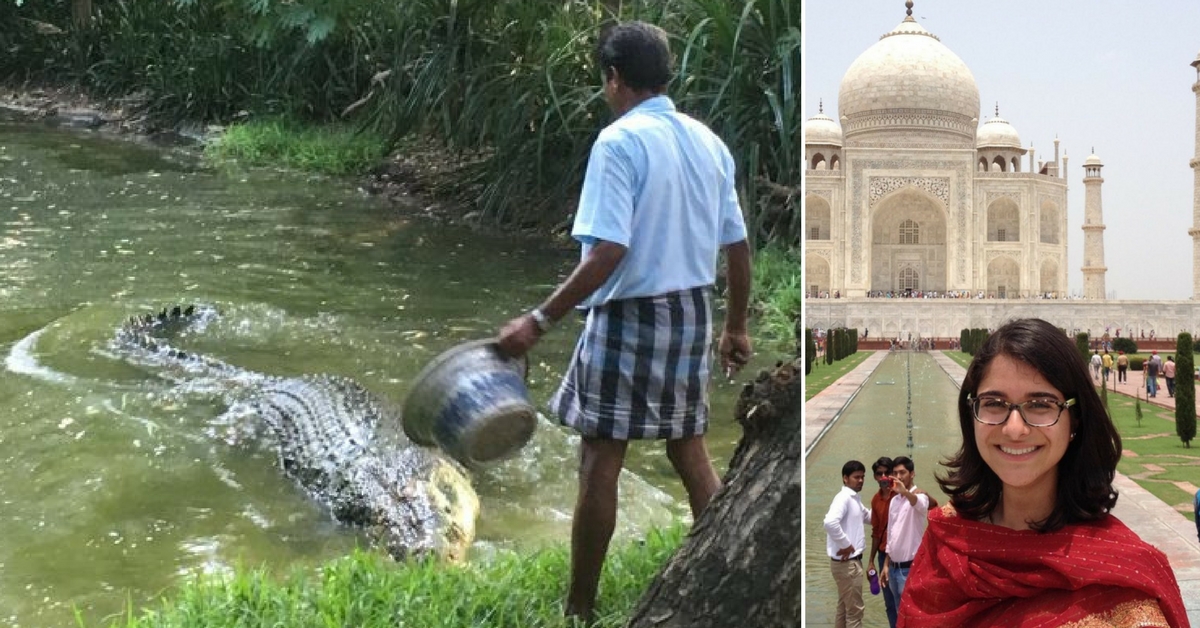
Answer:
[
  {"left": 824, "top": 460, "right": 870, "bottom": 628},
  {"left": 881, "top": 455, "right": 930, "bottom": 605}
]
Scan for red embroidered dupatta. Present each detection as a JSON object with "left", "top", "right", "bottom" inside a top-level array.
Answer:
[{"left": 897, "top": 505, "right": 1189, "bottom": 628}]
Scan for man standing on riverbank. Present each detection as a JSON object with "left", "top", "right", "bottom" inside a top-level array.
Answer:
[
  {"left": 824, "top": 460, "right": 870, "bottom": 628},
  {"left": 881, "top": 456, "right": 929, "bottom": 607},
  {"left": 495, "top": 20, "right": 752, "bottom": 623}
]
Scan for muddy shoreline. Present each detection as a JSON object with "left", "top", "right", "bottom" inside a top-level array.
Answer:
[{"left": 0, "top": 84, "right": 512, "bottom": 229}]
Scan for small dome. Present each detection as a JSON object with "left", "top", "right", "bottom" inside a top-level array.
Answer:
[
  {"left": 1084, "top": 153, "right": 1103, "bottom": 167},
  {"left": 805, "top": 107, "right": 843, "bottom": 147},
  {"left": 976, "top": 115, "right": 1021, "bottom": 149},
  {"left": 838, "top": 14, "right": 980, "bottom": 144}
]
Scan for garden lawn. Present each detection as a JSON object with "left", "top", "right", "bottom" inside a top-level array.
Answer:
[
  {"left": 1107, "top": 394, "right": 1199, "bottom": 522},
  {"left": 804, "top": 351, "right": 871, "bottom": 401},
  {"left": 944, "top": 350, "right": 973, "bottom": 371}
]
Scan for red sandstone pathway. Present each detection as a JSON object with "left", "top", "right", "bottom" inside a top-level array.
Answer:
[{"left": 1095, "top": 363, "right": 1200, "bottom": 414}]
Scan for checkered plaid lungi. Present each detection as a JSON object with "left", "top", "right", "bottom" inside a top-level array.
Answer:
[{"left": 550, "top": 286, "right": 713, "bottom": 440}]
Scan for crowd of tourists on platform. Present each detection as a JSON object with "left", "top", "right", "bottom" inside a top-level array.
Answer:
[{"left": 807, "top": 290, "right": 1073, "bottom": 299}]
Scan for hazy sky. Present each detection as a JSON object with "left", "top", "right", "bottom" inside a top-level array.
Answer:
[{"left": 803, "top": 1, "right": 1200, "bottom": 300}]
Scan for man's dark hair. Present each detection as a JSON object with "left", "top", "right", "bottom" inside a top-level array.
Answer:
[
  {"left": 872, "top": 456, "right": 893, "bottom": 476},
  {"left": 891, "top": 456, "right": 914, "bottom": 473},
  {"left": 842, "top": 460, "right": 865, "bottom": 477},
  {"left": 940, "top": 318, "right": 1121, "bottom": 532},
  {"left": 595, "top": 21, "right": 672, "bottom": 92}
]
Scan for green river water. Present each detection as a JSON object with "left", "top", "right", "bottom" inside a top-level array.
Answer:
[{"left": 0, "top": 124, "right": 757, "bottom": 627}]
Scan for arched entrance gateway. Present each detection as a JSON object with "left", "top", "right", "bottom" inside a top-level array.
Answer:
[
  {"left": 1040, "top": 258, "right": 1059, "bottom": 296},
  {"left": 987, "top": 256, "right": 1021, "bottom": 297},
  {"left": 870, "top": 188, "right": 948, "bottom": 294},
  {"left": 805, "top": 195, "right": 831, "bottom": 241},
  {"left": 806, "top": 253, "right": 830, "bottom": 296}
]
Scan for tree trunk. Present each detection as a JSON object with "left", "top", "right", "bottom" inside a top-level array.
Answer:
[
  {"left": 625, "top": 358, "right": 803, "bottom": 628},
  {"left": 72, "top": 0, "right": 92, "bottom": 29}
]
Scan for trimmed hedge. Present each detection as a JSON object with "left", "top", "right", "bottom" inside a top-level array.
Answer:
[{"left": 1177, "top": 333, "right": 1196, "bottom": 447}]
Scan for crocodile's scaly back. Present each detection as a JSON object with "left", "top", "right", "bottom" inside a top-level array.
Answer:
[
  {"left": 110, "top": 305, "right": 479, "bottom": 562},
  {"left": 255, "top": 374, "right": 379, "bottom": 490}
]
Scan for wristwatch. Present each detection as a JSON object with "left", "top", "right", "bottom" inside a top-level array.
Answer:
[{"left": 529, "top": 308, "right": 553, "bottom": 334}]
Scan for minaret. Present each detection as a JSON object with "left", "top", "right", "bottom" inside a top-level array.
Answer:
[
  {"left": 1190, "top": 51, "right": 1200, "bottom": 298},
  {"left": 1051, "top": 137, "right": 1060, "bottom": 177},
  {"left": 1082, "top": 149, "right": 1107, "bottom": 299}
]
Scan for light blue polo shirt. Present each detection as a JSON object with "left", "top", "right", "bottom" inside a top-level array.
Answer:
[{"left": 572, "top": 95, "right": 746, "bottom": 308}]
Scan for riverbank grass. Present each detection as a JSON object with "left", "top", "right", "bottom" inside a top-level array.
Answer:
[
  {"left": 96, "top": 526, "right": 682, "bottom": 628},
  {"left": 205, "top": 118, "right": 389, "bottom": 176},
  {"left": 750, "top": 245, "right": 800, "bottom": 353}
]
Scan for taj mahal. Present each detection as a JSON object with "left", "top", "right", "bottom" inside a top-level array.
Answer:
[{"left": 802, "top": 2, "right": 1200, "bottom": 339}]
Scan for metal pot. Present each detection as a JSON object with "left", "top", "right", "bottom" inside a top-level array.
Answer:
[{"left": 402, "top": 339, "right": 536, "bottom": 466}]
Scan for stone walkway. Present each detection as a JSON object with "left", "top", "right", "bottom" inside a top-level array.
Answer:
[{"left": 805, "top": 350, "right": 1200, "bottom": 624}]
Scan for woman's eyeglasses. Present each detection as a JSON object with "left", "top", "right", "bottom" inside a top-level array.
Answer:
[{"left": 968, "top": 394, "right": 1076, "bottom": 427}]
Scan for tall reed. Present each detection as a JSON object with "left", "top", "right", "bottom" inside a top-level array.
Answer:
[{"left": 2, "top": 0, "right": 800, "bottom": 246}]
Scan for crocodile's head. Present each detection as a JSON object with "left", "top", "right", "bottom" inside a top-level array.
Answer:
[{"left": 351, "top": 447, "right": 479, "bottom": 562}]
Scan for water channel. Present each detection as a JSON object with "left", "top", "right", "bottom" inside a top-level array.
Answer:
[
  {"left": 0, "top": 123, "right": 762, "bottom": 627},
  {"left": 804, "top": 351, "right": 961, "bottom": 627}
]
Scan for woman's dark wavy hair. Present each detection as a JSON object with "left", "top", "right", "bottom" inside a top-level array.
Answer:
[
  {"left": 595, "top": 21, "right": 672, "bottom": 93},
  {"left": 937, "top": 318, "right": 1121, "bottom": 531}
]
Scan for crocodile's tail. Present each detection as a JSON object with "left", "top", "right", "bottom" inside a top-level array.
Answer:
[{"left": 111, "top": 304, "right": 254, "bottom": 384}]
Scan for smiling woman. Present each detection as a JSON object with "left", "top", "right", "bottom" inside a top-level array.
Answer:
[{"left": 897, "top": 318, "right": 1189, "bottom": 628}]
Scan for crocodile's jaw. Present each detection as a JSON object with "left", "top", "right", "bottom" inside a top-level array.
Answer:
[
  {"left": 424, "top": 458, "right": 479, "bottom": 562},
  {"left": 361, "top": 449, "right": 479, "bottom": 562}
]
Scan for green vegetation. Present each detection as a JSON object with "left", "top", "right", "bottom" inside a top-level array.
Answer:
[
  {"left": 207, "top": 117, "right": 389, "bottom": 175},
  {"left": 804, "top": 350, "right": 870, "bottom": 401},
  {"left": 1108, "top": 395, "right": 1198, "bottom": 521},
  {"left": 750, "top": 245, "right": 799, "bottom": 353},
  {"left": 1075, "top": 333, "right": 1090, "bottom": 362},
  {"left": 1, "top": 0, "right": 799, "bottom": 241},
  {"left": 805, "top": 327, "right": 815, "bottom": 375},
  {"left": 95, "top": 527, "right": 683, "bottom": 628},
  {"left": 944, "top": 349, "right": 973, "bottom": 371},
  {"left": 1176, "top": 333, "right": 1195, "bottom": 448},
  {"left": 1112, "top": 336, "right": 1138, "bottom": 354},
  {"left": 960, "top": 328, "right": 988, "bottom": 355}
]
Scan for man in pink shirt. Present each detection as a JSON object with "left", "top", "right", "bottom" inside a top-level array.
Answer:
[{"left": 880, "top": 456, "right": 929, "bottom": 605}]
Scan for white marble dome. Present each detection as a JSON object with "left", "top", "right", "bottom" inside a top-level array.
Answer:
[
  {"left": 838, "top": 15, "right": 980, "bottom": 142},
  {"left": 976, "top": 115, "right": 1021, "bottom": 149},
  {"left": 1084, "top": 152, "right": 1103, "bottom": 166},
  {"left": 805, "top": 109, "right": 843, "bottom": 146}
]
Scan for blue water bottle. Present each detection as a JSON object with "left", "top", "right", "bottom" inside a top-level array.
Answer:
[{"left": 868, "top": 567, "right": 881, "bottom": 595}]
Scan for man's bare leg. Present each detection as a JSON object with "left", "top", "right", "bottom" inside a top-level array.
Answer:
[
  {"left": 565, "top": 437, "right": 629, "bottom": 622},
  {"left": 666, "top": 435, "right": 721, "bottom": 518}
]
